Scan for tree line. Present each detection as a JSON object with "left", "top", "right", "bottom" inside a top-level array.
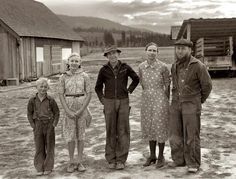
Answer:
[{"left": 74, "top": 27, "right": 174, "bottom": 47}]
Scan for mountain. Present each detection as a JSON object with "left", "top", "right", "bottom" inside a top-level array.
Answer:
[
  {"left": 130, "top": 24, "right": 170, "bottom": 34},
  {"left": 58, "top": 15, "right": 146, "bottom": 32},
  {"left": 57, "top": 14, "right": 173, "bottom": 50}
]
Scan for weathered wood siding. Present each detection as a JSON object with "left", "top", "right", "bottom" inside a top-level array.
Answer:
[
  {"left": 0, "top": 25, "right": 19, "bottom": 79},
  {"left": 1, "top": 34, "right": 81, "bottom": 81},
  {"left": 51, "top": 46, "right": 62, "bottom": 74},
  {"left": 35, "top": 38, "right": 77, "bottom": 76},
  {"left": 178, "top": 19, "right": 236, "bottom": 44},
  {"left": 72, "top": 42, "right": 81, "bottom": 55},
  {"left": 19, "top": 37, "right": 36, "bottom": 80}
]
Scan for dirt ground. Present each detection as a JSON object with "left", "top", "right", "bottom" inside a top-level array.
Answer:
[{"left": 0, "top": 48, "right": 236, "bottom": 179}]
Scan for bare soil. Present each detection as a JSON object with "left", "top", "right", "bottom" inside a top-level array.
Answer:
[{"left": 0, "top": 47, "right": 236, "bottom": 179}]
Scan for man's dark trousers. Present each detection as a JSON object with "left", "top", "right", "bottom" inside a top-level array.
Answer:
[
  {"left": 34, "top": 120, "right": 55, "bottom": 172},
  {"left": 169, "top": 98, "right": 201, "bottom": 168},
  {"left": 103, "top": 98, "right": 130, "bottom": 164}
]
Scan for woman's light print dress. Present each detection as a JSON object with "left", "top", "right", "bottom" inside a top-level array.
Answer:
[{"left": 139, "top": 60, "right": 170, "bottom": 142}]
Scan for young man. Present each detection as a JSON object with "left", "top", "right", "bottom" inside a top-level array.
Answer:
[
  {"left": 169, "top": 39, "right": 212, "bottom": 173},
  {"left": 95, "top": 45, "right": 139, "bottom": 170},
  {"left": 27, "top": 78, "right": 60, "bottom": 176}
]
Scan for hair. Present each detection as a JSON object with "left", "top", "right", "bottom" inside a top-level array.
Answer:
[
  {"left": 36, "top": 78, "right": 49, "bottom": 88},
  {"left": 66, "top": 52, "right": 81, "bottom": 70},
  {"left": 145, "top": 42, "right": 159, "bottom": 52}
]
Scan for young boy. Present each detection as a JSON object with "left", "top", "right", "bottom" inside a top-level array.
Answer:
[
  {"left": 95, "top": 45, "right": 139, "bottom": 170},
  {"left": 27, "top": 78, "right": 60, "bottom": 176}
]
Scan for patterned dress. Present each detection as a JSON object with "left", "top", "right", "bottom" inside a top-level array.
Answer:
[
  {"left": 138, "top": 59, "right": 170, "bottom": 142},
  {"left": 59, "top": 69, "right": 91, "bottom": 142}
]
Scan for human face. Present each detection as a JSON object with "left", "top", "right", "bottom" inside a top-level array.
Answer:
[
  {"left": 37, "top": 82, "right": 48, "bottom": 95},
  {"left": 175, "top": 45, "right": 191, "bottom": 60},
  {"left": 146, "top": 45, "right": 158, "bottom": 60},
  {"left": 68, "top": 56, "right": 81, "bottom": 70},
  {"left": 106, "top": 50, "right": 119, "bottom": 64}
]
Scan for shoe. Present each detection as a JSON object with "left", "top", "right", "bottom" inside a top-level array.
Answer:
[
  {"left": 36, "top": 171, "right": 43, "bottom": 176},
  {"left": 156, "top": 157, "right": 165, "bottom": 168},
  {"left": 77, "top": 163, "right": 86, "bottom": 172},
  {"left": 44, "top": 170, "right": 52, "bottom": 175},
  {"left": 188, "top": 167, "right": 199, "bottom": 173},
  {"left": 67, "top": 163, "right": 75, "bottom": 173},
  {"left": 108, "top": 163, "right": 116, "bottom": 169},
  {"left": 73, "top": 162, "right": 78, "bottom": 170},
  {"left": 143, "top": 157, "right": 157, "bottom": 167},
  {"left": 168, "top": 162, "right": 186, "bottom": 168},
  {"left": 116, "top": 162, "right": 125, "bottom": 170}
]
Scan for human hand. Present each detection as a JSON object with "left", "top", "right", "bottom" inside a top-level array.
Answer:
[
  {"left": 75, "top": 110, "right": 83, "bottom": 118},
  {"left": 52, "top": 123, "right": 57, "bottom": 127},
  {"left": 66, "top": 110, "right": 76, "bottom": 119},
  {"left": 100, "top": 97, "right": 105, "bottom": 105},
  {"left": 31, "top": 123, "right": 35, "bottom": 129}
]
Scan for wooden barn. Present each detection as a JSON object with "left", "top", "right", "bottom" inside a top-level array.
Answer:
[
  {"left": 176, "top": 18, "right": 236, "bottom": 71},
  {"left": 0, "top": 0, "right": 84, "bottom": 85},
  {"left": 170, "top": 26, "right": 181, "bottom": 40}
]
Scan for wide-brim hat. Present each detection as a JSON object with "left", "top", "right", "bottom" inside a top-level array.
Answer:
[
  {"left": 104, "top": 45, "right": 121, "bottom": 56},
  {"left": 174, "top": 38, "right": 193, "bottom": 47}
]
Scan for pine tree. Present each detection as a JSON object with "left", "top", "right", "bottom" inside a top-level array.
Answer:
[{"left": 104, "top": 31, "right": 115, "bottom": 46}]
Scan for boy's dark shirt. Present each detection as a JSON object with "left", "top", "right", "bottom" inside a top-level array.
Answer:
[
  {"left": 27, "top": 93, "right": 60, "bottom": 127},
  {"left": 95, "top": 60, "right": 139, "bottom": 102}
]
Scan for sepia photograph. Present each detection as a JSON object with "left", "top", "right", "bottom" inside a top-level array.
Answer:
[{"left": 0, "top": 0, "right": 236, "bottom": 178}]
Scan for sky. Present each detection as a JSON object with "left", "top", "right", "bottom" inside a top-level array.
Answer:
[{"left": 36, "top": 0, "right": 236, "bottom": 33}]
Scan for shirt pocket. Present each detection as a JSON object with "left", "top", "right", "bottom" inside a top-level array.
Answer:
[{"left": 118, "top": 69, "right": 127, "bottom": 77}]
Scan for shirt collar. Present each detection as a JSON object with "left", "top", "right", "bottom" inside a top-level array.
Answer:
[
  {"left": 144, "top": 59, "right": 158, "bottom": 69},
  {"left": 107, "top": 60, "right": 121, "bottom": 69},
  {"left": 176, "top": 55, "right": 198, "bottom": 69},
  {"left": 65, "top": 68, "right": 84, "bottom": 76},
  {"left": 35, "top": 93, "right": 49, "bottom": 101}
]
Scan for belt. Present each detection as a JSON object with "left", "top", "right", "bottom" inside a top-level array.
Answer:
[{"left": 65, "top": 94, "right": 85, "bottom": 97}]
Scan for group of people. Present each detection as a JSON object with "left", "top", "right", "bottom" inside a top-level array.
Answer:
[{"left": 27, "top": 38, "right": 212, "bottom": 176}]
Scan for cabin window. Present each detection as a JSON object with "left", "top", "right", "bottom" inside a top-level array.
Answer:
[
  {"left": 62, "top": 48, "right": 72, "bottom": 61},
  {"left": 36, "top": 47, "right": 44, "bottom": 62}
]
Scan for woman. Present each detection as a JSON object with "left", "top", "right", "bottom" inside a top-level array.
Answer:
[
  {"left": 138, "top": 42, "right": 170, "bottom": 168},
  {"left": 59, "top": 53, "right": 92, "bottom": 173}
]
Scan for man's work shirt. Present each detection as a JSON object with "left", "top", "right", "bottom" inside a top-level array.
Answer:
[
  {"left": 176, "top": 58, "right": 190, "bottom": 96},
  {"left": 112, "top": 63, "right": 119, "bottom": 77}
]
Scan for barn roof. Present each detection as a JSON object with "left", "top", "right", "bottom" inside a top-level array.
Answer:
[
  {"left": 177, "top": 18, "right": 236, "bottom": 43},
  {"left": 0, "top": 0, "right": 84, "bottom": 41}
]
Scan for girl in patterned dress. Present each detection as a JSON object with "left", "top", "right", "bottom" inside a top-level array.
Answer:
[
  {"left": 138, "top": 42, "right": 170, "bottom": 168},
  {"left": 59, "top": 53, "right": 92, "bottom": 173}
]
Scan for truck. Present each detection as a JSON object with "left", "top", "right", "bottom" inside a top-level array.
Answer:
[
  {"left": 195, "top": 36, "right": 236, "bottom": 72},
  {"left": 172, "top": 18, "right": 236, "bottom": 75}
]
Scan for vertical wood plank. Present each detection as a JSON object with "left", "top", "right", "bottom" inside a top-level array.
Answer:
[
  {"left": 31, "top": 38, "right": 36, "bottom": 78},
  {"left": 43, "top": 45, "right": 51, "bottom": 76},
  {"left": 72, "top": 42, "right": 81, "bottom": 55},
  {"left": 51, "top": 45, "right": 62, "bottom": 74},
  {"left": 187, "top": 24, "right": 191, "bottom": 40},
  {"left": 19, "top": 38, "right": 24, "bottom": 80}
]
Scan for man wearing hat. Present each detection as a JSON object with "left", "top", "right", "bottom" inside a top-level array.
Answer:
[
  {"left": 169, "top": 39, "right": 212, "bottom": 173},
  {"left": 95, "top": 45, "right": 139, "bottom": 170}
]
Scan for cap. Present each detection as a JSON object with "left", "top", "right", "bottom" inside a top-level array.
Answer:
[{"left": 174, "top": 38, "right": 193, "bottom": 47}]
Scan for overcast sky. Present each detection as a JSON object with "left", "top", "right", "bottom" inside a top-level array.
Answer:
[{"left": 36, "top": 0, "right": 236, "bottom": 33}]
